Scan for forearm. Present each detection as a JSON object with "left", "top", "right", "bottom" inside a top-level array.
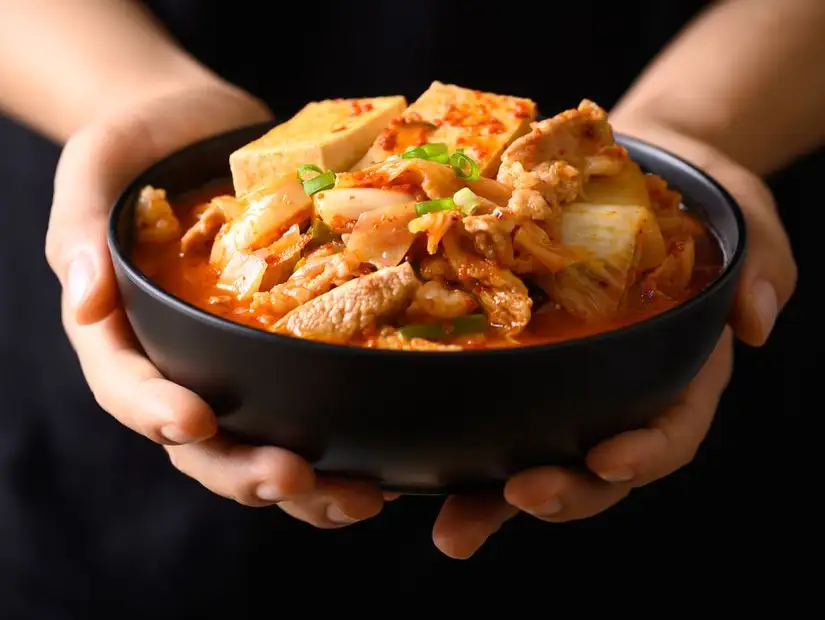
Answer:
[
  {"left": 0, "top": 0, "right": 220, "bottom": 142},
  {"left": 611, "top": 0, "right": 825, "bottom": 175}
]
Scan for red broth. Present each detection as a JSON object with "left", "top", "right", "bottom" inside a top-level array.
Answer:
[{"left": 132, "top": 182, "right": 723, "bottom": 349}]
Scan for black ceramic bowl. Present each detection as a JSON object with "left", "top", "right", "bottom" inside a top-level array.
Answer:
[{"left": 109, "top": 122, "right": 745, "bottom": 494}]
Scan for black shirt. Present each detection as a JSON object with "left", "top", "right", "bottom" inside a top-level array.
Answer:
[{"left": 3, "top": 0, "right": 797, "bottom": 616}]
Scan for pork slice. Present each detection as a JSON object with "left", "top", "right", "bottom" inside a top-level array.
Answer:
[{"left": 272, "top": 262, "right": 420, "bottom": 343}]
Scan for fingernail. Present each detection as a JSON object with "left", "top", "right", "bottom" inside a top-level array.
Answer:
[
  {"left": 256, "top": 484, "right": 284, "bottom": 502},
  {"left": 597, "top": 470, "right": 634, "bottom": 483},
  {"left": 159, "top": 424, "right": 197, "bottom": 445},
  {"left": 535, "top": 498, "right": 563, "bottom": 516},
  {"left": 66, "top": 252, "right": 95, "bottom": 308},
  {"left": 751, "top": 279, "right": 778, "bottom": 339},
  {"left": 326, "top": 504, "right": 359, "bottom": 525}
]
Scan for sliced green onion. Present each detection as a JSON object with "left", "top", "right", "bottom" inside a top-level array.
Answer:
[
  {"left": 398, "top": 314, "right": 489, "bottom": 341},
  {"left": 448, "top": 314, "right": 489, "bottom": 336},
  {"left": 297, "top": 164, "right": 336, "bottom": 195},
  {"left": 453, "top": 187, "right": 482, "bottom": 215},
  {"left": 398, "top": 322, "right": 447, "bottom": 341},
  {"left": 400, "top": 142, "right": 450, "bottom": 164},
  {"left": 415, "top": 197, "right": 456, "bottom": 217},
  {"left": 449, "top": 149, "right": 480, "bottom": 181},
  {"left": 297, "top": 164, "right": 323, "bottom": 181}
]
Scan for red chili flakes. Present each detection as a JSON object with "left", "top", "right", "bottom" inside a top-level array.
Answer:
[
  {"left": 510, "top": 101, "right": 533, "bottom": 118},
  {"left": 377, "top": 126, "right": 399, "bottom": 151},
  {"left": 473, "top": 145, "right": 490, "bottom": 159},
  {"left": 350, "top": 101, "right": 374, "bottom": 116}
]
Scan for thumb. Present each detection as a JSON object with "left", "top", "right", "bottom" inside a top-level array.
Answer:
[
  {"left": 45, "top": 124, "right": 137, "bottom": 326},
  {"left": 723, "top": 169, "right": 797, "bottom": 347}
]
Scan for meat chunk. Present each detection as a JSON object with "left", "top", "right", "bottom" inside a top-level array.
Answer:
[
  {"left": 251, "top": 248, "right": 362, "bottom": 319},
  {"left": 134, "top": 186, "right": 180, "bottom": 244},
  {"left": 407, "top": 279, "right": 476, "bottom": 320},
  {"left": 496, "top": 100, "right": 628, "bottom": 222},
  {"left": 180, "top": 197, "right": 234, "bottom": 254},
  {"left": 272, "top": 262, "right": 420, "bottom": 343},
  {"left": 441, "top": 231, "right": 532, "bottom": 334}
]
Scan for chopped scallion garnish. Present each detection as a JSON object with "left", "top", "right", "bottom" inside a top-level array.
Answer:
[
  {"left": 452, "top": 187, "right": 482, "bottom": 215},
  {"left": 414, "top": 197, "right": 456, "bottom": 217},
  {"left": 400, "top": 142, "right": 450, "bottom": 164},
  {"left": 398, "top": 143, "right": 480, "bottom": 181},
  {"left": 297, "top": 164, "right": 336, "bottom": 195},
  {"left": 449, "top": 149, "right": 480, "bottom": 181}
]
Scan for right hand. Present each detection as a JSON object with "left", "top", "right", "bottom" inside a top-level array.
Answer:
[{"left": 45, "top": 80, "right": 387, "bottom": 527}]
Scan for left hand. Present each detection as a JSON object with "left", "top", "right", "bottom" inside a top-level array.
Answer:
[{"left": 430, "top": 125, "right": 798, "bottom": 559}]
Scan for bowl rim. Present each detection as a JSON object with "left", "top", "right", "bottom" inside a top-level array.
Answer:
[{"left": 108, "top": 123, "right": 747, "bottom": 359}]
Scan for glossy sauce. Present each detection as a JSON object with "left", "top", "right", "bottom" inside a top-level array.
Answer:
[{"left": 132, "top": 183, "right": 723, "bottom": 349}]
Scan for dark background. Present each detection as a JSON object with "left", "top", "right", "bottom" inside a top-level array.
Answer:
[{"left": 0, "top": 0, "right": 808, "bottom": 616}]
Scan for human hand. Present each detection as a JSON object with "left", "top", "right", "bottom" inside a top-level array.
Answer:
[
  {"left": 430, "top": 126, "right": 798, "bottom": 559},
  {"left": 45, "top": 81, "right": 385, "bottom": 527}
]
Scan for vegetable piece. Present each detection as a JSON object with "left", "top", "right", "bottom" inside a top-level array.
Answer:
[
  {"left": 308, "top": 219, "right": 335, "bottom": 248},
  {"left": 554, "top": 202, "right": 666, "bottom": 319},
  {"left": 395, "top": 142, "right": 480, "bottom": 181},
  {"left": 398, "top": 314, "right": 489, "bottom": 341},
  {"left": 400, "top": 142, "right": 450, "bottom": 164},
  {"left": 297, "top": 164, "right": 336, "bottom": 195},
  {"left": 209, "top": 177, "right": 312, "bottom": 270},
  {"left": 449, "top": 149, "right": 480, "bottom": 181},
  {"left": 397, "top": 322, "right": 446, "bottom": 340},
  {"left": 346, "top": 202, "right": 418, "bottom": 268},
  {"left": 217, "top": 251, "right": 268, "bottom": 301},
  {"left": 450, "top": 314, "right": 489, "bottom": 336},
  {"left": 452, "top": 187, "right": 484, "bottom": 215},
  {"left": 415, "top": 197, "right": 456, "bottom": 217},
  {"left": 314, "top": 188, "right": 417, "bottom": 232}
]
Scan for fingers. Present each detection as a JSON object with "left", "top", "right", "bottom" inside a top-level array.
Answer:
[
  {"left": 168, "top": 437, "right": 383, "bottom": 525},
  {"left": 278, "top": 479, "right": 385, "bottom": 528},
  {"left": 46, "top": 126, "right": 129, "bottom": 325},
  {"left": 166, "top": 436, "right": 315, "bottom": 506},
  {"left": 586, "top": 328, "right": 733, "bottom": 486},
  {"left": 432, "top": 494, "right": 518, "bottom": 559},
  {"left": 714, "top": 164, "right": 797, "bottom": 347},
  {"left": 504, "top": 467, "right": 629, "bottom": 523},
  {"left": 63, "top": 303, "right": 217, "bottom": 444}
]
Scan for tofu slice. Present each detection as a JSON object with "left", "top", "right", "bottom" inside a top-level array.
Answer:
[
  {"left": 353, "top": 81, "right": 537, "bottom": 177},
  {"left": 229, "top": 96, "right": 407, "bottom": 196}
]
